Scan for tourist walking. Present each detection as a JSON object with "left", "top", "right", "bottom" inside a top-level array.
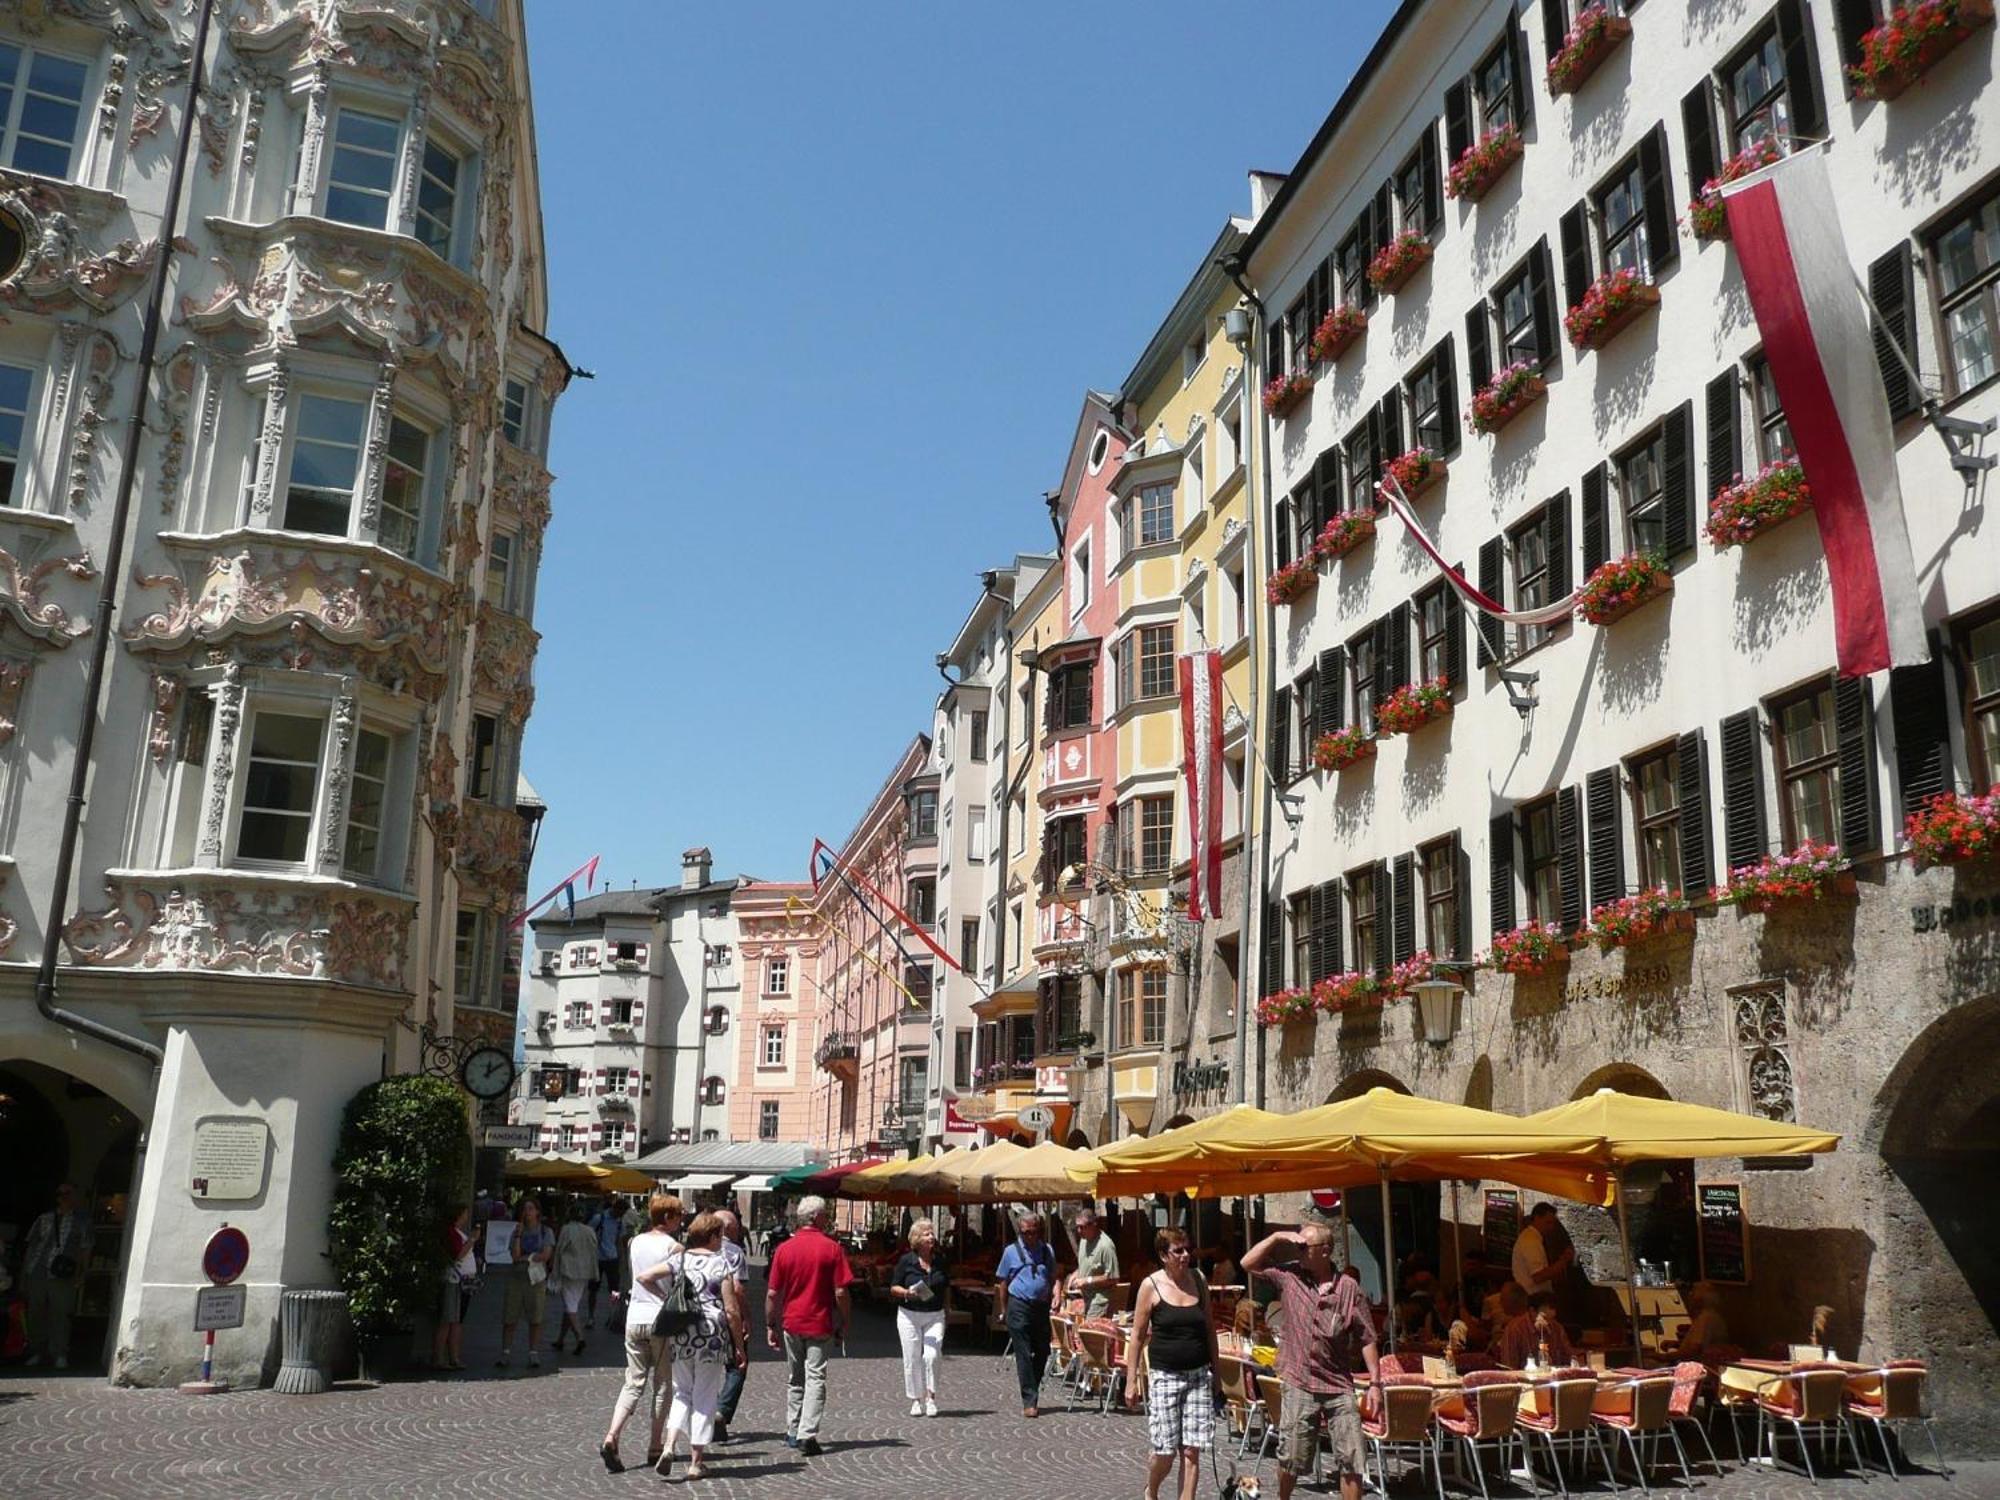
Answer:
[
  {"left": 764, "top": 1195, "right": 853, "bottom": 1457},
  {"left": 588, "top": 1196, "right": 625, "bottom": 1329},
  {"left": 652, "top": 1212, "right": 747, "bottom": 1480},
  {"left": 599, "top": 1193, "right": 685, "bottom": 1472},
  {"left": 1241, "top": 1223, "right": 1381, "bottom": 1500},
  {"left": 994, "top": 1211, "right": 1057, "bottom": 1417},
  {"left": 20, "top": 1183, "right": 92, "bottom": 1370},
  {"left": 890, "top": 1217, "right": 949, "bottom": 1416},
  {"left": 554, "top": 1203, "right": 600, "bottom": 1355},
  {"left": 498, "top": 1198, "right": 555, "bottom": 1368},
  {"left": 712, "top": 1208, "right": 750, "bottom": 1441},
  {"left": 1125, "top": 1227, "right": 1221, "bottom": 1500},
  {"left": 433, "top": 1205, "right": 477, "bottom": 1372}
]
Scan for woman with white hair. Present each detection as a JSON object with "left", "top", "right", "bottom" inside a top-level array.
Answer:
[{"left": 890, "top": 1217, "right": 949, "bottom": 1416}]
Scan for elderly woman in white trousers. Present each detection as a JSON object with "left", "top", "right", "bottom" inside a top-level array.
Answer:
[{"left": 888, "top": 1218, "right": 950, "bottom": 1416}]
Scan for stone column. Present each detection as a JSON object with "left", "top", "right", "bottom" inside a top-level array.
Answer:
[
  {"left": 194, "top": 665, "right": 244, "bottom": 866},
  {"left": 312, "top": 679, "right": 357, "bottom": 878}
]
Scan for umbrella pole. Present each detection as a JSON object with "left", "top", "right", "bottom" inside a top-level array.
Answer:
[
  {"left": 1615, "top": 1168, "right": 1642, "bottom": 1367},
  {"left": 1379, "top": 1169, "right": 1397, "bottom": 1353},
  {"left": 1449, "top": 1180, "right": 1462, "bottom": 1292}
]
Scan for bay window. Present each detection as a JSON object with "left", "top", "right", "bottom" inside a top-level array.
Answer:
[
  {"left": 325, "top": 107, "right": 401, "bottom": 230},
  {"left": 284, "top": 394, "right": 367, "bottom": 537},
  {"left": 413, "top": 137, "right": 463, "bottom": 259},
  {"left": 342, "top": 726, "right": 392, "bottom": 880},
  {"left": 0, "top": 361, "right": 33, "bottom": 505},
  {"left": 237, "top": 710, "right": 322, "bottom": 864}
]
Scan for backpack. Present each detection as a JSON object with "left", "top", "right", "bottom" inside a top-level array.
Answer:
[{"left": 650, "top": 1248, "right": 701, "bottom": 1338}]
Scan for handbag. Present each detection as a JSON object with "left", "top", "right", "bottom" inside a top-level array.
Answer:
[
  {"left": 650, "top": 1249, "right": 700, "bottom": 1338},
  {"left": 527, "top": 1261, "right": 547, "bottom": 1286}
]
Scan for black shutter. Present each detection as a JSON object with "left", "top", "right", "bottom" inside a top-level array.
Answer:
[
  {"left": 1639, "top": 123, "right": 1678, "bottom": 273},
  {"left": 1662, "top": 399, "right": 1695, "bottom": 559},
  {"left": 1835, "top": 676, "right": 1878, "bottom": 856},
  {"left": 1261, "top": 896, "right": 1285, "bottom": 994},
  {"left": 1455, "top": 838, "right": 1475, "bottom": 960},
  {"left": 1681, "top": 83, "right": 1717, "bottom": 201},
  {"left": 1834, "top": 0, "right": 1881, "bottom": 70},
  {"left": 1271, "top": 685, "right": 1292, "bottom": 785},
  {"left": 1308, "top": 881, "right": 1331, "bottom": 982},
  {"left": 1374, "top": 181, "right": 1393, "bottom": 255},
  {"left": 1720, "top": 707, "right": 1768, "bottom": 870},
  {"left": 1542, "top": 0, "right": 1570, "bottom": 65},
  {"left": 1442, "top": 580, "right": 1466, "bottom": 690},
  {"left": 1380, "top": 387, "right": 1403, "bottom": 463},
  {"left": 1587, "top": 766, "right": 1624, "bottom": 910},
  {"left": 1445, "top": 78, "right": 1472, "bottom": 163},
  {"left": 1324, "top": 882, "right": 1344, "bottom": 975},
  {"left": 1868, "top": 243, "right": 1921, "bottom": 420},
  {"left": 1509, "top": 5, "right": 1535, "bottom": 130},
  {"left": 1466, "top": 299, "right": 1494, "bottom": 393},
  {"left": 1559, "top": 201, "right": 1591, "bottom": 313},
  {"left": 1315, "top": 448, "right": 1342, "bottom": 533},
  {"left": 1316, "top": 646, "right": 1346, "bottom": 736},
  {"left": 1544, "top": 489, "right": 1572, "bottom": 601},
  {"left": 1275, "top": 498, "right": 1293, "bottom": 570},
  {"left": 1359, "top": 202, "right": 1380, "bottom": 310},
  {"left": 1678, "top": 730, "right": 1713, "bottom": 894},
  {"left": 1372, "top": 615, "right": 1394, "bottom": 703},
  {"left": 1476, "top": 537, "right": 1506, "bottom": 665},
  {"left": 1374, "top": 860, "right": 1394, "bottom": 976},
  {"left": 1489, "top": 811, "right": 1517, "bottom": 936},
  {"left": 1436, "top": 336, "right": 1461, "bottom": 456},
  {"left": 1774, "top": 0, "right": 1826, "bottom": 139},
  {"left": 1392, "top": 854, "right": 1416, "bottom": 964},
  {"left": 1890, "top": 647, "right": 1952, "bottom": 820},
  {"left": 1581, "top": 463, "right": 1609, "bottom": 576},
  {"left": 1529, "top": 239, "right": 1559, "bottom": 368},
  {"left": 1366, "top": 405, "right": 1385, "bottom": 485},
  {"left": 1706, "top": 369, "right": 1739, "bottom": 508},
  {"left": 1556, "top": 784, "right": 1585, "bottom": 934},
  {"left": 1421, "top": 119, "right": 1444, "bottom": 232},
  {"left": 1384, "top": 603, "right": 1411, "bottom": 696}
]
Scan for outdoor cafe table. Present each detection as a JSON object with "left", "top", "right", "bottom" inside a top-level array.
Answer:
[{"left": 1720, "top": 1355, "right": 1883, "bottom": 1401}]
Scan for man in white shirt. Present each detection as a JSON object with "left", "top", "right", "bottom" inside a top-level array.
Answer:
[{"left": 1510, "top": 1203, "right": 1574, "bottom": 1296}]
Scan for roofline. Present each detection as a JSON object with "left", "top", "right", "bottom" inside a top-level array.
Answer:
[
  {"left": 1115, "top": 219, "right": 1246, "bottom": 404},
  {"left": 941, "top": 576, "right": 1012, "bottom": 666}
]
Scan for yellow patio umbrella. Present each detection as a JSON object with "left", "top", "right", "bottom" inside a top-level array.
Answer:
[
  {"left": 1064, "top": 1103, "right": 1289, "bottom": 1196},
  {"left": 504, "top": 1155, "right": 586, "bottom": 1182},
  {"left": 503, "top": 1157, "right": 656, "bottom": 1193},
  {"left": 914, "top": 1140, "right": 1027, "bottom": 1202},
  {"left": 839, "top": 1154, "right": 939, "bottom": 1204},
  {"left": 979, "top": 1139, "right": 1095, "bottom": 1201},
  {"left": 581, "top": 1162, "right": 662, "bottom": 1193}
]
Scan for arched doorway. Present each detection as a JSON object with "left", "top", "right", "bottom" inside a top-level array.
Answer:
[
  {"left": 1327, "top": 1069, "right": 1409, "bottom": 1103},
  {"left": 1063, "top": 1128, "right": 1092, "bottom": 1150},
  {"left": 0, "top": 1061, "right": 143, "bottom": 1371},
  {"left": 1571, "top": 1063, "right": 1670, "bottom": 1100}
]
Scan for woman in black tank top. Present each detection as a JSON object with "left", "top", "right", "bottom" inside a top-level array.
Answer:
[{"left": 1124, "top": 1227, "right": 1221, "bottom": 1498}]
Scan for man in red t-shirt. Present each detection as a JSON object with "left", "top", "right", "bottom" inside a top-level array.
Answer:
[{"left": 764, "top": 1195, "right": 853, "bottom": 1455}]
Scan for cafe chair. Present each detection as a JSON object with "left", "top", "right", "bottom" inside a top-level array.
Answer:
[
  {"left": 1665, "top": 1361, "right": 1725, "bottom": 1477},
  {"left": 1435, "top": 1371, "right": 1537, "bottom": 1500},
  {"left": 942, "top": 1285, "right": 974, "bottom": 1340},
  {"left": 1379, "top": 1353, "right": 1425, "bottom": 1377},
  {"left": 1049, "top": 1313, "right": 1079, "bottom": 1399},
  {"left": 1518, "top": 1370, "right": 1620, "bottom": 1499},
  {"left": 1755, "top": 1364, "right": 1870, "bottom": 1486},
  {"left": 1361, "top": 1375, "right": 1447, "bottom": 1500},
  {"left": 1844, "top": 1360, "right": 1950, "bottom": 1480},
  {"left": 1068, "top": 1324, "right": 1124, "bottom": 1414},
  {"left": 1107, "top": 1281, "right": 1132, "bottom": 1317},
  {"left": 1217, "top": 1354, "right": 1268, "bottom": 1458},
  {"left": 1252, "top": 1373, "right": 1286, "bottom": 1469},
  {"left": 1591, "top": 1375, "right": 1694, "bottom": 1494}
]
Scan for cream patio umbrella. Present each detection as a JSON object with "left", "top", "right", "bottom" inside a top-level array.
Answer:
[{"left": 978, "top": 1139, "right": 1096, "bottom": 1202}]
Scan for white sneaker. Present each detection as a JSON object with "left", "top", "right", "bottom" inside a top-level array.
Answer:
[
  {"left": 909, "top": 1400, "right": 923, "bottom": 1417},
  {"left": 924, "top": 1397, "right": 938, "bottom": 1417}
]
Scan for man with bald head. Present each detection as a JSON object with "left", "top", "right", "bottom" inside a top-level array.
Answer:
[{"left": 1242, "top": 1222, "right": 1381, "bottom": 1500}]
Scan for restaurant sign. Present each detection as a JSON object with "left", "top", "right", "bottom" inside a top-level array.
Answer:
[
  {"left": 1172, "top": 1058, "right": 1229, "bottom": 1101},
  {"left": 1035, "top": 1065, "right": 1069, "bottom": 1098},
  {"left": 1911, "top": 894, "right": 1999, "bottom": 932},
  {"left": 1563, "top": 963, "right": 1674, "bottom": 1005}
]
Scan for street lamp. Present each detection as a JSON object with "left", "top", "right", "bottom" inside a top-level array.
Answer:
[{"left": 1411, "top": 971, "right": 1468, "bottom": 1045}]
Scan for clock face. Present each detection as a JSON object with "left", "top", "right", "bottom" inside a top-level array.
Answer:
[{"left": 462, "top": 1047, "right": 516, "bottom": 1100}]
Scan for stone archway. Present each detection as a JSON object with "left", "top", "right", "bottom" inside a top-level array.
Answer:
[
  {"left": 1571, "top": 1062, "right": 1671, "bottom": 1100},
  {"left": 1063, "top": 1128, "right": 1093, "bottom": 1150},
  {"left": 1326, "top": 1068, "right": 1409, "bottom": 1103}
]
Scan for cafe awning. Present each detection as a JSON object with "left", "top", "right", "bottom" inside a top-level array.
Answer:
[{"left": 667, "top": 1172, "right": 738, "bottom": 1195}]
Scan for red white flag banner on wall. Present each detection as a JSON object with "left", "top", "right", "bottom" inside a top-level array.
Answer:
[
  {"left": 1722, "top": 148, "right": 1928, "bottom": 677},
  {"left": 1178, "top": 650, "right": 1225, "bottom": 921}
]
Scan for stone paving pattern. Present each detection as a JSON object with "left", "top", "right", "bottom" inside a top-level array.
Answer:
[{"left": 1, "top": 1273, "right": 1989, "bottom": 1499}]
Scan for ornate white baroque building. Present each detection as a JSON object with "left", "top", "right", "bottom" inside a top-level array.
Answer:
[{"left": 0, "top": 0, "right": 563, "bottom": 1387}]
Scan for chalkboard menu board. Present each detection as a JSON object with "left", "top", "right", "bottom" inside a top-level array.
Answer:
[
  {"left": 1697, "top": 1181, "right": 1749, "bottom": 1284},
  {"left": 1484, "top": 1188, "right": 1521, "bottom": 1263}
]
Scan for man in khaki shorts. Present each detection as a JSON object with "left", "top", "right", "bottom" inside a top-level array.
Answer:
[{"left": 1241, "top": 1222, "right": 1382, "bottom": 1500}]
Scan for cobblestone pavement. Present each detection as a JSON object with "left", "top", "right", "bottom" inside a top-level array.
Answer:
[{"left": 0, "top": 1277, "right": 1988, "bottom": 1499}]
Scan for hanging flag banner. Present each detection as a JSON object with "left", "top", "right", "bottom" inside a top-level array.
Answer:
[
  {"left": 1177, "top": 650, "right": 1225, "bottom": 921},
  {"left": 510, "top": 854, "right": 600, "bottom": 929},
  {"left": 1722, "top": 147, "right": 1927, "bottom": 676},
  {"left": 1377, "top": 476, "right": 1582, "bottom": 626},
  {"left": 809, "top": 837, "right": 963, "bottom": 974}
]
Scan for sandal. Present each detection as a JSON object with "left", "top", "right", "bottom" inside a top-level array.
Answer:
[
  {"left": 685, "top": 1464, "right": 706, "bottom": 1481},
  {"left": 645, "top": 1447, "right": 663, "bottom": 1467},
  {"left": 598, "top": 1441, "right": 624, "bottom": 1474},
  {"left": 654, "top": 1451, "right": 674, "bottom": 1480}
]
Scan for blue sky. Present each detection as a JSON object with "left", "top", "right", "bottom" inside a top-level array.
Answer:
[{"left": 522, "top": 1, "right": 1401, "bottom": 898}]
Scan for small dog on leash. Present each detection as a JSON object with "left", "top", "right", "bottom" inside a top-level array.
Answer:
[{"left": 1218, "top": 1475, "right": 1261, "bottom": 1499}]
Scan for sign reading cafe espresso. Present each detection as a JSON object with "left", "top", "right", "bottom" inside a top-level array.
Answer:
[{"left": 1172, "top": 1057, "right": 1229, "bottom": 1101}]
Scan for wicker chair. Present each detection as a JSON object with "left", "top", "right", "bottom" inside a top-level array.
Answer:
[
  {"left": 1517, "top": 1371, "right": 1619, "bottom": 1498},
  {"left": 1591, "top": 1375, "right": 1693, "bottom": 1494},
  {"left": 1435, "top": 1370, "right": 1536, "bottom": 1500},
  {"left": 1360, "top": 1374, "right": 1445, "bottom": 1500},
  {"left": 1755, "top": 1364, "right": 1869, "bottom": 1485},
  {"left": 1107, "top": 1281, "right": 1132, "bottom": 1317},
  {"left": 1664, "top": 1360, "right": 1724, "bottom": 1477},
  {"left": 1068, "top": 1324, "right": 1124, "bottom": 1413},
  {"left": 1845, "top": 1360, "right": 1949, "bottom": 1479},
  {"left": 1049, "top": 1313, "right": 1079, "bottom": 1399}
]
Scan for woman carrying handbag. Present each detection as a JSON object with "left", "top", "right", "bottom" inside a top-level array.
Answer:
[{"left": 598, "top": 1193, "right": 685, "bottom": 1472}]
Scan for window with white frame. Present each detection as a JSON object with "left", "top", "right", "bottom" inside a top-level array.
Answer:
[
  {"left": 1134, "top": 482, "right": 1173, "bottom": 547},
  {"left": 564, "top": 1000, "right": 591, "bottom": 1028},
  {"left": 968, "top": 803, "right": 988, "bottom": 862},
  {"left": 758, "top": 1100, "right": 781, "bottom": 1140},
  {"left": 236, "top": 710, "right": 322, "bottom": 864},
  {"left": 605, "top": 1065, "right": 632, "bottom": 1096},
  {"left": 485, "top": 529, "right": 517, "bottom": 612},
  {"left": 413, "top": 136, "right": 462, "bottom": 259},
  {"left": 0, "top": 43, "right": 89, "bottom": 180},
  {"left": 609, "top": 994, "right": 634, "bottom": 1026},
  {"left": 324, "top": 107, "right": 401, "bottom": 230},
  {"left": 557, "top": 1123, "right": 579, "bottom": 1152},
  {"left": 0, "top": 361, "right": 34, "bottom": 506},
  {"left": 341, "top": 726, "right": 392, "bottom": 881},
  {"left": 377, "top": 414, "right": 430, "bottom": 559},
  {"left": 501, "top": 378, "right": 531, "bottom": 447},
  {"left": 283, "top": 394, "right": 367, "bottom": 538},
  {"left": 765, "top": 954, "right": 789, "bottom": 994},
  {"left": 761, "top": 1024, "right": 785, "bottom": 1067},
  {"left": 454, "top": 907, "right": 486, "bottom": 1004}
]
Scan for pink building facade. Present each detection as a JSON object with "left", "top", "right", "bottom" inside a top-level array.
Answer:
[{"left": 727, "top": 881, "right": 818, "bottom": 1152}]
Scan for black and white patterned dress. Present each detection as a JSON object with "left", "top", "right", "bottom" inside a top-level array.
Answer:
[{"left": 673, "top": 1247, "right": 732, "bottom": 1363}]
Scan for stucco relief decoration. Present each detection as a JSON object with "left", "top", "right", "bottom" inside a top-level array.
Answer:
[
  {"left": 0, "top": 541, "right": 97, "bottom": 646},
  {"left": 146, "top": 670, "right": 182, "bottom": 763},
  {"left": 455, "top": 801, "right": 525, "bottom": 893},
  {"left": 493, "top": 443, "right": 552, "bottom": 543},
  {"left": 1733, "top": 985, "right": 1798, "bottom": 1123},
  {"left": 0, "top": 657, "right": 32, "bottom": 747},
  {"left": 473, "top": 603, "right": 537, "bottom": 723},
  {"left": 426, "top": 727, "right": 459, "bottom": 851},
  {"left": 64, "top": 330, "right": 120, "bottom": 512},
  {"left": 0, "top": 174, "right": 162, "bottom": 314},
  {"left": 154, "top": 345, "right": 197, "bottom": 510},
  {"left": 121, "top": 22, "right": 193, "bottom": 150},
  {"left": 63, "top": 874, "right": 412, "bottom": 990}
]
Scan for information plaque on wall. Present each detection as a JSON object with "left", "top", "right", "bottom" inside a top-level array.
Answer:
[
  {"left": 189, "top": 1118, "right": 271, "bottom": 1201},
  {"left": 1697, "top": 1181, "right": 1750, "bottom": 1284}
]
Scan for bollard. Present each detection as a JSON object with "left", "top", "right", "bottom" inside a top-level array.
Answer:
[{"left": 273, "top": 1288, "right": 348, "bottom": 1395}]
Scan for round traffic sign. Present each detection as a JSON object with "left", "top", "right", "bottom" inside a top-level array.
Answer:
[
  {"left": 1309, "top": 1189, "right": 1343, "bottom": 1213},
  {"left": 1019, "top": 1103, "right": 1055, "bottom": 1132},
  {"left": 202, "top": 1226, "right": 250, "bottom": 1285}
]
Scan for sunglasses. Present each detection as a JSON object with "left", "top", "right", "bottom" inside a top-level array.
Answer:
[{"left": 1165, "top": 1246, "right": 1192, "bottom": 1257}]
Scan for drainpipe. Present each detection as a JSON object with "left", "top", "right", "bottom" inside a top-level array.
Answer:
[{"left": 35, "top": 0, "right": 217, "bottom": 1068}]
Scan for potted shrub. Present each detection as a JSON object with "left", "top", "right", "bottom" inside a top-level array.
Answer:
[
  {"left": 1850, "top": 0, "right": 1995, "bottom": 99},
  {"left": 1586, "top": 887, "right": 1691, "bottom": 951},
  {"left": 1576, "top": 552, "right": 1672, "bottom": 626},
  {"left": 1263, "top": 368, "right": 1314, "bottom": 418},
  {"left": 1385, "top": 446, "right": 1445, "bottom": 499},
  {"left": 1688, "top": 138, "right": 1785, "bottom": 241},
  {"left": 1468, "top": 361, "right": 1547, "bottom": 436},
  {"left": 1376, "top": 677, "right": 1453, "bottom": 736},
  {"left": 1446, "top": 122, "right": 1525, "bottom": 202},
  {"left": 1712, "top": 840, "right": 1854, "bottom": 913},
  {"left": 1266, "top": 553, "right": 1320, "bottom": 605},
  {"left": 1368, "top": 228, "right": 1435, "bottom": 293},
  {"left": 1314, "top": 508, "right": 1378, "bottom": 562},
  {"left": 1565, "top": 266, "right": 1661, "bottom": 351},
  {"left": 1315, "top": 970, "right": 1385, "bottom": 1014},
  {"left": 1905, "top": 789, "right": 2000, "bottom": 867},
  {"left": 1487, "top": 920, "right": 1570, "bottom": 977},
  {"left": 1312, "top": 724, "right": 1376, "bottom": 772},
  {"left": 1546, "top": 1, "right": 1634, "bottom": 95},
  {"left": 1256, "top": 986, "right": 1316, "bottom": 1027},
  {"left": 1707, "top": 458, "right": 1811, "bottom": 548},
  {"left": 1311, "top": 304, "right": 1367, "bottom": 362}
]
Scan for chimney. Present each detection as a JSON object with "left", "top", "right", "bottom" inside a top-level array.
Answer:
[{"left": 681, "top": 846, "right": 713, "bottom": 891}]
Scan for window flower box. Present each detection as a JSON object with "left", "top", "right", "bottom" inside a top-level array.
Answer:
[
  {"left": 1375, "top": 677, "right": 1453, "bottom": 737},
  {"left": 1687, "top": 138, "right": 1786, "bottom": 242},
  {"left": 1385, "top": 951, "right": 1436, "bottom": 998},
  {"left": 1311, "top": 305, "right": 1367, "bottom": 363},
  {"left": 1546, "top": 3, "right": 1633, "bottom": 95},
  {"left": 1905, "top": 789, "right": 2000, "bottom": 867},
  {"left": 1368, "top": 229, "right": 1435, "bottom": 294},
  {"left": 1850, "top": 0, "right": 1995, "bottom": 100},
  {"left": 1314, "top": 970, "right": 1385, "bottom": 1014},
  {"left": 1385, "top": 446, "right": 1445, "bottom": 500},
  {"left": 1487, "top": 920, "right": 1570, "bottom": 977},
  {"left": 1585, "top": 887, "right": 1691, "bottom": 952},
  {"left": 1468, "top": 362, "right": 1546, "bottom": 436},
  {"left": 1713, "top": 840, "right": 1854, "bottom": 913},
  {"left": 1445, "top": 123, "right": 1524, "bottom": 202},
  {"left": 1266, "top": 554, "right": 1320, "bottom": 606},
  {"left": 1707, "top": 458, "right": 1811, "bottom": 548},
  {"left": 1565, "top": 268, "right": 1660, "bottom": 351},
  {"left": 1576, "top": 553, "right": 1672, "bottom": 626},
  {"left": 1312, "top": 725, "right": 1376, "bottom": 773},
  {"left": 1264, "top": 369, "right": 1314, "bottom": 418},
  {"left": 1256, "top": 986, "right": 1317, "bottom": 1028},
  {"left": 1314, "top": 508, "right": 1377, "bottom": 563}
]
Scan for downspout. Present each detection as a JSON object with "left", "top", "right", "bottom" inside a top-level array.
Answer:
[{"left": 35, "top": 0, "right": 217, "bottom": 1068}]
